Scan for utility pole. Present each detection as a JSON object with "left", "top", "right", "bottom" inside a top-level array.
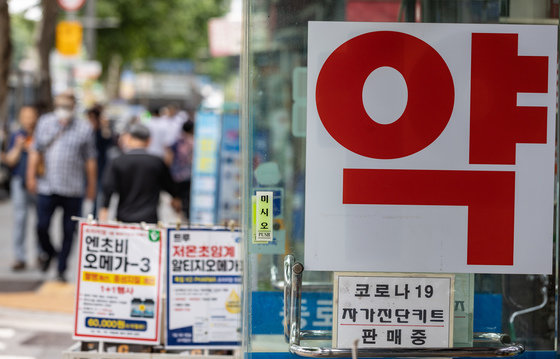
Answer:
[
  {"left": 84, "top": 0, "right": 96, "bottom": 59},
  {"left": 37, "top": 0, "right": 59, "bottom": 113},
  {"left": 0, "top": 0, "right": 10, "bottom": 144}
]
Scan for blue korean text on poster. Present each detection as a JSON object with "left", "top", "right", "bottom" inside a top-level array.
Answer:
[{"left": 251, "top": 291, "right": 332, "bottom": 335}]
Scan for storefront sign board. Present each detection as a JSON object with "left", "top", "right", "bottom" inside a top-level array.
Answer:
[
  {"left": 305, "top": 22, "right": 557, "bottom": 274},
  {"left": 333, "top": 273, "right": 454, "bottom": 348},
  {"left": 166, "top": 228, "right": 242, "bottom": 348},
  {"left": 74, "top": 223, "right": 163, "bottom": 344}
]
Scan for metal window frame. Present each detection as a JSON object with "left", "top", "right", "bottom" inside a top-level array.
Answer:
[{"left": 282, "top": 255, "right": 525, "bottom": 358}]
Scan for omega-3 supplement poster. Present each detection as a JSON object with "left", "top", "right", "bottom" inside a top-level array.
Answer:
[{"left": 74, "top": 223, "right": 163, "bottom": 344}]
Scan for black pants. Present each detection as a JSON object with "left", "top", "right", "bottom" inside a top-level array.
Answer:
[
  {"left": 36, "top": 194, "right": 82, "bottom": 274},
  {"left": 176, "top": 179, "right": 191, "bottom": 219}
]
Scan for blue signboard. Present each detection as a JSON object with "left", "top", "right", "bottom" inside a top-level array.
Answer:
[
  {"left": 251, "top": 291, "right": 332, "bottom": 335},
  {"left": 190, "top": 111, "right": 221, "bottom": 225},
  {"left": 218, "top": 113, "right": 241, "bottom": 223}
]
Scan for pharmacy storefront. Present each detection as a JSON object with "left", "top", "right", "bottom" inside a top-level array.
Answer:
[{"left": 241, "top": 1, "right": 559, "bottom": 358}]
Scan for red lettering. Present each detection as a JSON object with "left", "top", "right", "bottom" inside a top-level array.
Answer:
[
  {"left": 470, "top": 33, "right": 548, "bottom": 164},
  {"left": 343, "top": 169, "right": 515, "bottom": 265},
  {"left": 315, "top": 31, "right": 550, "bottom": 267},
  {"left": 316, "top": 31, "right": 454, "bottom": 159}
]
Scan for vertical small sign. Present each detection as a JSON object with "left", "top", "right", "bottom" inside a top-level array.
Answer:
[
  {"left": 251, "top": 195, "right": 256, "bottom": 243},
  {"left": 255, "top": 191, "right": 273, "bottom": 242}
]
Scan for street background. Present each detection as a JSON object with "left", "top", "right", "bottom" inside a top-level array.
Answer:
[
  {"left": 0, "top": 0, "right": 242, "bottom": 357},
  {"left": 0, "top": 195, "right": 178, "bottom": 358},
  {"left": 0, "top": 195, "right": 76, "bottom": 358}
]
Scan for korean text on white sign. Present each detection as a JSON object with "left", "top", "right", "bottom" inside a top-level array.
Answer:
[
  {"left": 166, "top": 229, "right": 242, "bottom": 348},
  {"left": 73, "top": 223, "right": 163, "bottom": 344},
  {"left": 334, "top": 273, "right": 454, "bottom": 348},
  {"left": 305, "top": 22, "right": 557, "bottom": 274}
]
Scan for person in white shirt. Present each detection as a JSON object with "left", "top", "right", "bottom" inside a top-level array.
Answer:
[
  {"left": 146, "top": 108, "right": 170, "bottom": 158},
  {"left": 163, "top": 104, "right": 188, "bottom": 146}
]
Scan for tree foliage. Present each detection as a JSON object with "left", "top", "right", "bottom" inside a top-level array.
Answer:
[
  {"left": 9, "top": 14, "right": 34, "bottom": 68},
  {"left": 95, "top": 0, "right": 228, "bottom": 71}
]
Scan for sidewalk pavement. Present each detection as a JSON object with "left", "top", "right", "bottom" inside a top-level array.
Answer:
[
  {"left": 0, "top": 281, "right": 75, "bottom": 313},
  {"left": 0, "top": 194, "right": 80, "bottom": 358},
  {"left": 0, "top": 306, "right": 74, "bottom": 358},
  {"left": 0, "top": 193, "right": 78, "bottom": 313},
  {"left": 0, "top": 191, "right": 76, "bottom": 357}
]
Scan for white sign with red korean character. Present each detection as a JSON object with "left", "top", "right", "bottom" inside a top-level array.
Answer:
[
  {"left": 74, "top": 223, "right": 163, "bottom": 344},
  {"left": 333, "top": 273, "right": 454, "bottom": 348},
  {"left": 305, "top": 22, "right": 557, "bottom": 274},
  {"left": 166, "top": 229, "right": 242, "bottom": 349}
]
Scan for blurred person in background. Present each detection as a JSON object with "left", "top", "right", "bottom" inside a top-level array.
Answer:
[
  {"left": 146, "top": 107, "right": 170, "bottom": 158},
  {"left": 2, "top": 105, "right": 42, "bottom": 271},
  {"left": 26, "top": 91, "right": 97, "bottom": 282},
  {"left": 99, "top": 123, "right": 181, "bottom": 223},
  {"left": 86, "top": 104, "right": 114, "bottom": 217},
  {"left": 163, "top": 103, "right": 188, "bottom": 146},
  {"left": 167, "top": 120, "right": 194, "bottom": 220}
]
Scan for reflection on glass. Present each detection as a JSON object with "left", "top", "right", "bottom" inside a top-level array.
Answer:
[{"left": 243, "top": 0, "right": 558, "bottom": 354}]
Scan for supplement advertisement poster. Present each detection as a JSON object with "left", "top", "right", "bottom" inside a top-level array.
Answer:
[
  {"left": 166, "top": 228, "right": 242, "bottom": 348},
  {"left": 73, "top": 223, "right": 163, "bottom": 344}
]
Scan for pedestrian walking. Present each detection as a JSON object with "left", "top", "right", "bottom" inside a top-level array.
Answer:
[
  {"left": 26, "top": 91, "right": 97, "bottom": 282},
  {"left": 146, "top": 108, "right": 170, "bottom": 158},
  {"left": 2, "top": 105, "right": 40, "bottom": 271},
  {"left": 86, "top": 104, "right": 114, "bottom": 216},
  {"left": 99, "top": 123, "right": 181, "bottom": 224},
  {"left": 162, "top": 103, "right": 188, "bottom": 147},
  {"left": 168, "top": 120, "right": 194, "bottom": 220}
]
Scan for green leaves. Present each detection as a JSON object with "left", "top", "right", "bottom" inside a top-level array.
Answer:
[{"left": 95, "top": 0, "right": 227, "bottom": 70}]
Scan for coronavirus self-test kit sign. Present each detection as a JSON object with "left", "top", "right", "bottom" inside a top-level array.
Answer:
[
  {"left": 305, "top": 22, "right": 557, "bottom": 275},
  {"left": 334, "top": 273, "right": 454, "bottom": 348},
  {"left": 74, "top": 223, "right": 163, "bottom": 344}
]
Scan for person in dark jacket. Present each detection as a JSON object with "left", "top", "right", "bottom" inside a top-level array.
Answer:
[
  {"left": 99, "top": 123, "right": 181, "bottom": 223},
  {"left": 86, "top": 104, "right": 114, "bottom": 216}
]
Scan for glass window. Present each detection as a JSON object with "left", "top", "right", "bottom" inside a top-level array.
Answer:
[{"left": 242, "top": 0, "right": 558, "bottom": 356}]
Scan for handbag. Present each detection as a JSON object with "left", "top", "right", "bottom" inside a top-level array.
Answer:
[{"left": 36, "top": 153, "right": 46, "bottom": 177}]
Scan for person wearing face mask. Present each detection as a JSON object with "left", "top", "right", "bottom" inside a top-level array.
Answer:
[{"left": 26, "top": 91, "right": 98, "bottom": 283}]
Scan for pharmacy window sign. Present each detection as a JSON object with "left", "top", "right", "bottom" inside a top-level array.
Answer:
[
  {"left": 333, "top": 272, "right": 454, "bottom": 348},
  {"left": 305, "top": 22, "right": 557, "bottom": 274}
]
